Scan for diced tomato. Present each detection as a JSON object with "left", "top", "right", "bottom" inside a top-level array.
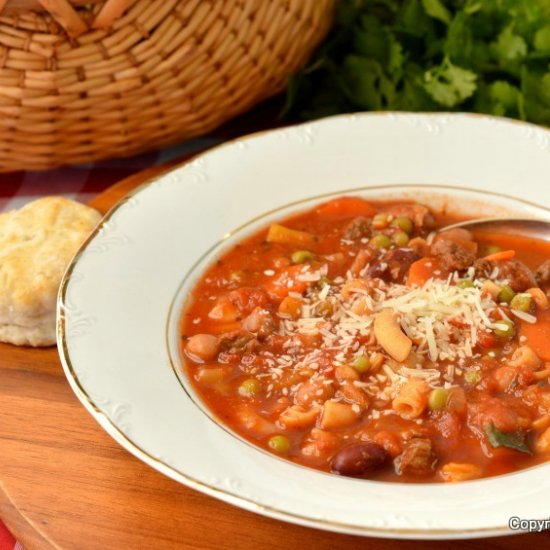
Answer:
[
  {"left": 315, "top": 196, "right": 376, "bottom": 219},
  {"left": 476, "top": 329, "right": 498, "bottom": 349}
]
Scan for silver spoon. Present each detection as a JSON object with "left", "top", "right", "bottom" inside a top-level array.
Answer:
[{"left": 440, "top": 218, "right": 550, "bottom": 242}]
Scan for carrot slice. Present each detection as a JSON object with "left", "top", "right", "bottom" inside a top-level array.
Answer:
[
  {"left": 315, "top": 196, "right": 376, "bottom": 219},
  {"left": 519, "top": 310, "right": 550, "bottom": 361},
  {"left": 406, "top": 257, "right": 440, "bottom": 288},
  {"left": 482, "top": 249, "right": 515, "bottom": 262}
]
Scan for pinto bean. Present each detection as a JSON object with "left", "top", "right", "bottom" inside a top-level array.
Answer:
[
  {"left": 185, "top": 334, "right": 219, "bottom": 361},
  {"left": 240, "top": 307, "right": 273, "bottom": 334},
  {"left": 331, "top": 442, "right": 388, "bottom": 476}
]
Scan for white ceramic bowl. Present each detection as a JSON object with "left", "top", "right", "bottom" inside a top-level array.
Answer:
[{"left": 58, "top": 113, "right": 550, "bottom": 539}]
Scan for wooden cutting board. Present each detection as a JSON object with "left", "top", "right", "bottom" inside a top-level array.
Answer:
[{"left": 0, "top": 161, "right": 548, "bottom": 550}]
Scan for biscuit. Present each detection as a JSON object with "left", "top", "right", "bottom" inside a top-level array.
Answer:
[{"left": 0, "top": 197, "right": 102, "bottom": 347}]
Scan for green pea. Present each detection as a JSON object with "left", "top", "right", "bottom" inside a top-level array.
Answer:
[
  {"left": 465, "top": 370, "right": 481, "bottom": 384},
  {"left": 268, "top": 435, "right": 290, "bottom": 454},
  {"left": 291, "top": 250, "right": 314, "bottom": 264},
  {"left": 393, "top": 231, "right": 410, "bottom": 247},
  {"left": 497, "top": 284, "right": 516, "bottom": 304},
  {"left": 391, "top": 216, "right": 413, "bottom": 234},
  {"left": 494, "top": 319, "right": 515, "bottom": 339},
  {"left": 370, "top": 234, "right": 392, "bottom": 250},
  {"left": 373, "top": 212, "right": 391, "bottom": 229},
  {"left": 456, "top": 279, "right": 474, "bottom": 289},
  {"left": 352, "top": 355, "right": 371, "bottom": 373},
  {"left": 428, "top": 388, "right": 448, "bottom": 411},
  {"left": 238, "top": 378, "right": 261, "bottom": 397},
  {"left": 510, "top": 293, "right": 533, "bottom": 313}
]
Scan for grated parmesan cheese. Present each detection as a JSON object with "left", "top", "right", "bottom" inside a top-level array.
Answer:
[
  {"left": 511, "top": 309, "right": 537, "bottom": 324},
  {"left": 215, "top": 253, "right": 541, "bottom": 412}
]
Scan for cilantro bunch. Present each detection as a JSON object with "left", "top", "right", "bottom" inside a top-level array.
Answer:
[{"left": 284, "top": 0, "right": 550, "bottom": 124}]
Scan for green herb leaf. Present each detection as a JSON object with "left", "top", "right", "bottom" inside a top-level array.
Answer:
[
  {"left": 490, "top": 80, "right": 521, "bottom": 109},
  {"left": 534, "top": 25, "right": 550, "bottom": 51},
  {"left": 423, "top": 58, "right": 477, "bottom": 107},
  {"left": 282, "top": 0, "right": 550, "bottom": 126},
  {"left": 522, "top": 68, "right": 550, "bottom": 125},
  {"left": 342, "top": 56, "right": 387, "bottom": 110},
  {"left": 397, "top": 0, "right": 434, "bottom": 37},
  {"left": 484, "top": 424, "right": 532, "bottom": 454},
  {"left": 492, "top": 26, "right": 528, "bottom": 63},
  {"left": 422, "top": 0, "right": 452, "bottom": 25}
]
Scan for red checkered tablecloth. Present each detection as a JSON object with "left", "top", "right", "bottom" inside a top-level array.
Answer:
[
  {"left": 0, "top": 523, "right": 17, "bottom": 550},
  {"left": 0, "top": 136, "right": 222, "bottom": 550},
  {"left": 0, "top": 137, "right": 219, "bottom": 211}
]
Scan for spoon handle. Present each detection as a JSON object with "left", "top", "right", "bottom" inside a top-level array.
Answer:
[{"left": 440, "top": 218, "right": 550, "bottom": 242}]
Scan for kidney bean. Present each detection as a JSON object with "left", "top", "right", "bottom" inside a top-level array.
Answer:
[{"left": 330, "top": 442, "right": 388, "bottom": 477}]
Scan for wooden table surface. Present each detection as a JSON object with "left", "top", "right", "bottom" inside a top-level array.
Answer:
[{"left": 0, "top": 160, "right": 549, "bottom": 549}]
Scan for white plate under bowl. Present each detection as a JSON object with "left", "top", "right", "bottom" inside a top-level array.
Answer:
[{"left": 58, "top": 113, "right": 550, "bottom": 539}]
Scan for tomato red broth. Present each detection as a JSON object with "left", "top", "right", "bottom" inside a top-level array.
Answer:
[{"left": 181, "top": 196, "right": 550, "bottom": 482}]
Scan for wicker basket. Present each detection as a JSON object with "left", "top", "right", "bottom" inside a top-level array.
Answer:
[{"left": 0, "top": 0, "right": 334, "bottom": 172}]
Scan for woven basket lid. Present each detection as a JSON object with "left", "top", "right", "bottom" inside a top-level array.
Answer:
[{"left": 0, "top": 0, "right": 335, "bottom": 171}]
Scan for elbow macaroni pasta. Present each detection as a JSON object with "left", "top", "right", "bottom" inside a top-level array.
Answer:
[{"left": 392, "top": 379, "right": 430, "bottom": 419}]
